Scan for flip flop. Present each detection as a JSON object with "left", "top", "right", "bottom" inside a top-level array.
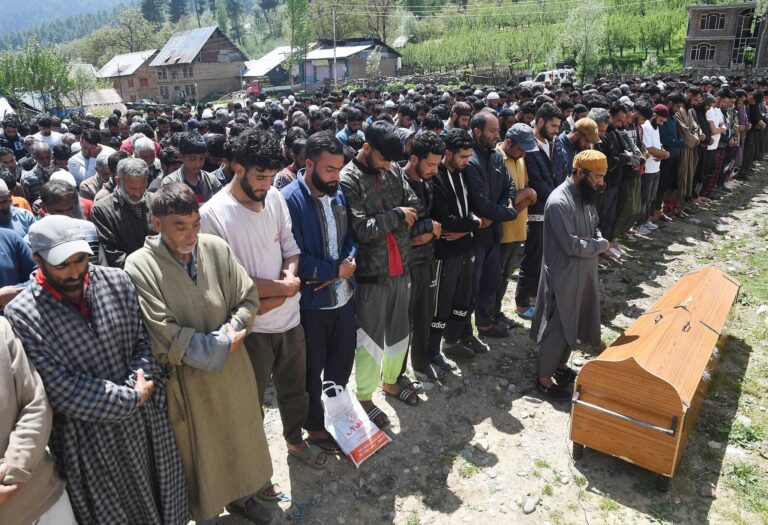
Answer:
[
  {"left": 225, "top": 497, "right": 273, "bottom": 525},
  {"left": 364, "top": 404, "right": 390, "bottom": 429},
  {"left": 517, "top": 306, "right": 535, "bottom": 321},
  {"left": 308, "top": 435, "right": 342, "bottom": 455},
  {"left": 288, "top": 443, "right": 327, "bottom": 470},
  {"left": 255, "top": 482, "right": 283, "bottom": 502},
  {"left": 384, "top": 386, "right": 419, "bottom": 406}
]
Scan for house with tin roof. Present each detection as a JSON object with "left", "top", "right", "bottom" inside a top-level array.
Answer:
[
  {"left": 97, "top": 49, "right": 159, "bottom": 102},
  {"left": 149, "top": 26, "right": 247, "bottom": 103},
  {"left": 303, "top": 38, "right": 401, "bottom": 87}
]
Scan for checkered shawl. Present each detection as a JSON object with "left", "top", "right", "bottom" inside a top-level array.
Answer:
[{"left": 4, "top": 266, "right": 190, "bottom": 525}]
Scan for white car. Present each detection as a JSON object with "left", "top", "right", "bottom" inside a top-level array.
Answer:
[{"left": 520, "top": 69, "right": 576, "bottom": 88}]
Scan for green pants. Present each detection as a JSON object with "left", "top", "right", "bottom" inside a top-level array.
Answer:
[{"left": 353, "top": 275, "right": 410, "bottom": 401}]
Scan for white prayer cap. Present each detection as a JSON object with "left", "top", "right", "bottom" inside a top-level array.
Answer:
[{"left": 49, "top": 170, "right": 77, "bottom": 187}]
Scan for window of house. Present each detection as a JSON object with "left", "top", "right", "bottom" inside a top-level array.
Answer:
[
  {"left": 690, "top": 43, "right": 715, "bottom": 62},
  {"left": 699, "top": 12, "right": 726, "bottom": 31},
  {"left": 160, "top": 86, "right": 169, "bottom": 97},
  {"left": 127, "top": 79, "right": 134, "bottom": 88},
  {"left": 157, "top": 68, "right": 167, "bottom": 80},
  {"left": 139, "top": 78, "right": 149, "bottom": 87},
  {"left": 189, "top": 84, "right": 196, "bottom": 96}
]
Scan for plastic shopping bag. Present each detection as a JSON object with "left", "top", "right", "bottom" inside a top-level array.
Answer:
[{"left": 322, "top": 381, "right": 391, "bottom": 468}]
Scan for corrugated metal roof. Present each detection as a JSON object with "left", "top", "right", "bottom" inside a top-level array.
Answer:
[
  {"left": 61, "top": 88, "right": 127, "bottom": 113},
  {"left": 243, "top": 46, "right": 292, "bottom": 77},
  {"left": 150, "top": 26, "right": 217, "bottom": 66},
  {"left": 96, "top": 50, "right": 156, "bottom": 78},
  {"left": 305, "top": 44, "right": 372, "bottom": 60}
]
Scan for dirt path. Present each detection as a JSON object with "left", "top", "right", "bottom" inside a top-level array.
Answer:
[{"left": 210, "top": 168, "right": 768, "bottom": 525}]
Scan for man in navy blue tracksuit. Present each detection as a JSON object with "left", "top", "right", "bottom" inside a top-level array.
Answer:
[{"left": 281, "top": 131, "right": 357, "bottom": 454}]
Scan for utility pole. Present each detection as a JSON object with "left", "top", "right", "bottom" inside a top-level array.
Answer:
[
  {"left": 332, "top": 4, "right": 338, "bottom": 88},
  {"left": 191, "top": 0, "right": 202, "bottom": 28}
]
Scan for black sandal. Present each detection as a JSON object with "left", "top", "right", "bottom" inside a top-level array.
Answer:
[
  {"left": 397, "top": 375, "right": 424, "bottom": 392},
  {"left": 364, "top": 404, "right": 390, "bottom": 429},
  {"left": 309, "top": 435, "right": 343, "bottom": 455},
  {"left": 384, "top": 387, "right": 419, "bottom": 406},
  {"left": 225, "top": 497, "right": 273, "bottom": 524}
]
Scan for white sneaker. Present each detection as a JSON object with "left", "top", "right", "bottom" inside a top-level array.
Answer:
[
  {"left": 636, "top": 225, "right": 652, "bottom": 235},
  {"left": 608, "top": 247, "right": 623, "bottom": 258},
  {"left": 644, "top": 221, "right": 659, "bottom": 231}
]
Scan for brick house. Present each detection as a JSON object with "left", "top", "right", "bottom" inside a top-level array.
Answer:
[
  {"left": 96, "top": 50, "right": 160, "bottom": 102},
  {"left": 149, "top": 26, "right": 247, "bottom": 103},
  {"left": 684, "top": 3, "right": 768, "bottom": 70}
]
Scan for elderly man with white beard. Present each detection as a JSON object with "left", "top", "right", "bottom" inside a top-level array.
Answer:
[{"left": 90, "top": 158, "right": 153, "bottom": 268}]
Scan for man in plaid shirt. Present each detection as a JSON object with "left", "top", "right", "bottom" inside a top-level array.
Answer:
[{"left": 4, "top": 215, "right": 190, "bottom": 525}]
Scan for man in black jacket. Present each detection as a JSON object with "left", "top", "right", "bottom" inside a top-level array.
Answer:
[
  {"left": 399, "top": 131, "right": 445, "bottom": 380},
  {"left": 428, "top": 130, "right": 481, "bottom": 361},
  {"left": 516, "top": 103, "right": 562, "bottom": 320},
  {"left": 465, "top": 112, "right": 517, "bottom": 342},
  {"left": 90, "top": 158, "right": 152, "bottom": 268}
]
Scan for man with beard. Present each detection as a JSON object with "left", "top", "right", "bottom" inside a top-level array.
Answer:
[
  {"left": 637, "top": 104, "right": 670, "bottom": 235},
  {"left": 201, "top": 129, "right": 328, "bottom": 473},
  {"left": 281, "top": 131, "right": 357, "bottom": 455},
  {"left": 464, "top": 112, "right": 517, "bottom": 343},
  {"left": 125, "top": 183, "right": 273, "bottom": 525},
  {"left": 530, "top": 150, "right": 610, "bottom": 403},
  {"left": 340, "top": 121, "right": 420, "bottom": 428},
  {"left": 676, "top": 86, "right": 702, "bottom": 200},
  {"left": 20, "top": 142, "right": 53, "bottom": 210},
  {"left": 516, "top": 103, "right": 563, "bottom": 321},
  {"left": 553, "top": 118, "right": 602, "bottom": 182},
  {"left": 441, "top": 101, "right": 472, "bottom": 139},
  {"left": 90, "top": 158, "right": 152, "bottom": 268},
  {"left": 427, "top": 129, "right": 481, "bottom": 365},
  {"left": 162, "top": 132, "right": 222, "bottom": 203},
  {"left": 4, "top": 214, "right": 190, "bottom": 524},
  {"left": 31, "top": 116, "right": 62, "bottom": 149},
  {"left": 39, "top": 179, "right": 104, "bottom": 265},
  {"left": 0, "top": 115, "right": 26, "bottom": 161},
  {"left": 398, "top": 131, "right": 444, "bottom": 380}
]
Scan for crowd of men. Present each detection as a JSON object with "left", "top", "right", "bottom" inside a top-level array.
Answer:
[{"left": 0, "top": 71, "right": 765, "bottom": 524}]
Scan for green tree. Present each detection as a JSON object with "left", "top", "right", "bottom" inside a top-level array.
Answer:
[
  {"left": 215, "top": 0, "right": 230, "bottom": 33},
  {"left": 0, "top": 36, "right": 73, "bottom": 115},
  {"left": 308, "top": 0, "right": 367, "bottom": 41},
  {"left": 140, "top": 0, "right": 166, "bottom": 24},
  {"left": 224, "top": 0, "right": 245, "bottom": 43},
  {"left": 286, "top": 0, "right": 309, "bottom": 84},
  {"left": 168, "top": 0, "right": 189, "bottom": 23}
]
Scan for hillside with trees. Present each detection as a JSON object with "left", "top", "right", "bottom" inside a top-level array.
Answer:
[
  {"left": 0, "top": 0, "right": 128, "bottom": 38},
  {"left": 7, "top": 0, "right": 747, "bottom": 79}
]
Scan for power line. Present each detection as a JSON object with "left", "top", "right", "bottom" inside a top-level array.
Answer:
[
  {"left": 342, "top": 0, "right": 666, "bottom": 19},
  {"left": 330, "top": 0, "right": 665, "bottom": 14},
  {"left": 334, "top": 0, "right": 670, "bottom": 18}
]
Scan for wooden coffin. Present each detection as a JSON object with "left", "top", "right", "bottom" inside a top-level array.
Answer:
[{"left": 569, "top": 266, "right": 740, "bottom": 488}]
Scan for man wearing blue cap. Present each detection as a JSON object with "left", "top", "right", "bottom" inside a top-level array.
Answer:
[
  {"left": 4, "top": 215, "right": 189, "bottom": 524},
  {"left": 492, "top": 124, "right": 539, "bottom": 329}
]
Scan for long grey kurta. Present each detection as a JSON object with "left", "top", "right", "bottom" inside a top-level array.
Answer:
[
  {"left": 125, "top": 234, "right": 272, "bottom": 521},
  {"left": 530, "top": 178, "right": 608, "bottom": 348},
  {"left": 4, "top": 266, "right": 190, "bottom": 525}
]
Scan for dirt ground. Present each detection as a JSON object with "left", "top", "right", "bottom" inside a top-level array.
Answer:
[{"left": 206, "top": 167, "right": 768, "bottom": 525}]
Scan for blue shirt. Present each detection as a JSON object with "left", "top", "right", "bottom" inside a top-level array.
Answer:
[
  {"left": 0, "top": 228, "right": 36, "bottom": 286},
  {"left": 335, "top": 126, "right": 364, "bottom": 145},
  {"left": 0, "top": 207, "right": 36, "bottom": 237}
]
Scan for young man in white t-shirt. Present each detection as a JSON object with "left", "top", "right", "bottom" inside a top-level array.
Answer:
[
  {"left": 32, "top": 116, "right": 63, "bottom": 149},
  {"left": 200, "top": 130, "right": 328, "bottom": 484},
  {"left": 703, "top": 95, "right": 727, "bottom": 197},
  {"left": 637, "top": 103, "right": 670, "bottom": 235}
]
